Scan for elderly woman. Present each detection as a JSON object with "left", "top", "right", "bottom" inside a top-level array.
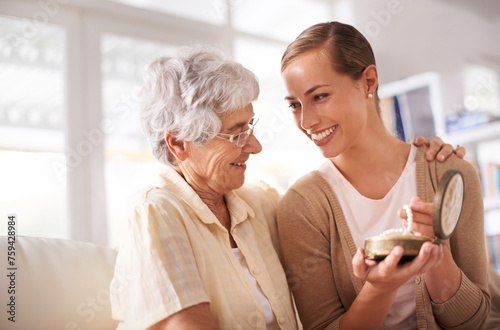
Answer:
[
  {"left": 110, "top": 46, "right": 297, "bottom": 330},
  {"left": 110, "top": 45, "right": 462, "bottom": 330}
]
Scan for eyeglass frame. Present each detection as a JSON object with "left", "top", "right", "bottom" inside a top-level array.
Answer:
[{"left": 215, "top": 118, "right": 259, "bottom": 147}]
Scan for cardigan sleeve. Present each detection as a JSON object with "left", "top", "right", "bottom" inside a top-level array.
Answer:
[
  {"left": 429, "top": 156, "right": 491, "bottom": 329},
  {"left": 277, "top": 174, "right": 344, "bottom": 330}
]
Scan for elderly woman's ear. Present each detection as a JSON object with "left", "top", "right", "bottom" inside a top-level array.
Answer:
[{"left": 165, "top": 131, "right": 187, "bottom": 162}]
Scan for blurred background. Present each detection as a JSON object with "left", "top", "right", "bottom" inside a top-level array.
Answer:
[{"left": 1, "top": 0, "right": 499, "bottom": 253}]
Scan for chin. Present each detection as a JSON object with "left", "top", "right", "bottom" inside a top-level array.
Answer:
[
  {"left": 233, "top": 180, "right": 245, "bottom": 190},
  {"left": 318, "top": 141, "right": 347, "bottom": 159},
  {"left": 231, "top": 176, "right": 246, "bottom": 190},
  {"left": 220, "top": 178, "right": 244, "bottom": 193},
  {"left": 319, "top": 147, "right": 338, "bottom": 159}
]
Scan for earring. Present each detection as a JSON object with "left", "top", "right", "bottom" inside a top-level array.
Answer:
[{"left": 368, "top": 93, "right": 373, "bottom": 99}]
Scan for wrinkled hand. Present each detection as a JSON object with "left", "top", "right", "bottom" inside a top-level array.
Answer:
[
  {"left": 412, "top": 136, "right": 465, "bottom": 162},
  {"left": 353, "top": 242, "right": 443, "bottom": 293}
]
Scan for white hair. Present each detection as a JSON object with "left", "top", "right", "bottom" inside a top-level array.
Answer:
[{"left": 140, "top": 45, "right": 260, "bottom": 165}]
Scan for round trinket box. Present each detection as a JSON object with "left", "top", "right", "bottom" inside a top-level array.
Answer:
[{"left": 364, "top": 169, "right": 464, "bottom": 262}]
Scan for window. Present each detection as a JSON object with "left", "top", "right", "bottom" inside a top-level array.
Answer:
[
  {"left": 101, "top": 34, "right": 178, "bottom": 247},
  {"left": 108, "top": 0, "right": 227, "bottom": 25},
  {"left": 0, "top": 16, "right": 67, "bottom": 238}
]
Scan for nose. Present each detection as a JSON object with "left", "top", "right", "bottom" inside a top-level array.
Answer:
[
  {"left": 243, "top": 133, "right": 262, "bottom": 154},
  {"left": 300, "top": 105, "right": 319, "bottom": 132}
]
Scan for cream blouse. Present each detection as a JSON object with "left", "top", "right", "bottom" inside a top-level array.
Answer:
[{"left": 110, "top": 165, "right": 297, "bottom": 330}]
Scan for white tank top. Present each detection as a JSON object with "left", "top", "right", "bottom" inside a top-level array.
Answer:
[{"left": 318, "top": 144, "right": 418, "bottom": 329}]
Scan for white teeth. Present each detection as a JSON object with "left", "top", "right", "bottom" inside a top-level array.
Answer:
[
  {"left": 230, "top": 162, "right": 245, "bottom": 166},
  {"left": 311, "top": 126, "right": 336, "bottom": 141}
]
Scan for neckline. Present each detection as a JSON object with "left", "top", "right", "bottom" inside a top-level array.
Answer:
[{"left": 326, "top": 144, "right": 416, "bottom": 203}]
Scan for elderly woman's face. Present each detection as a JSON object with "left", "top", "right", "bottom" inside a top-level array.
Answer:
[{"left": 184, "top": 104, "right": 262, "bottom": 195}]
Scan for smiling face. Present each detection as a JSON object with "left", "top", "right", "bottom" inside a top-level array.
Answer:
[
  {"left": 181, "top": 103, "right": 262, "bottom": 196},
  {"left": 282, "top": 49, "right": 376, "bottom": 159}
]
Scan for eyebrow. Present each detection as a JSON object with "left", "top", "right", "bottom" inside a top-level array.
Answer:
[
  {"left": 226, "top": 114, "right": 255, "bottom": 131},
  {"left": 284, "top": 84, "right": 329, "bottom": 100}
]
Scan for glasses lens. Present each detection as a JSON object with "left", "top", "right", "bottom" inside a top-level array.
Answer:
[
  {"left": 236, "top": 129, "right": 252, "bottom": 147},
  {"left": 235, "top": 118, "right": 258, "bottom": 147}
]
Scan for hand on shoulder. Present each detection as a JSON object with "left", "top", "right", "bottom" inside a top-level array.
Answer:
[{"left": 412, "top": 136, "right": 465, "bottom": 162}]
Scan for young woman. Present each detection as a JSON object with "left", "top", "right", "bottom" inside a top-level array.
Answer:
[{"left": 277, "top": 22, "right": 490, "bottom": 329}]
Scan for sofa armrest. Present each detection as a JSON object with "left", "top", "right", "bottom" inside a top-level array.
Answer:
[{"left": 0, "top": 236, "right": 118, "bottom": 330}]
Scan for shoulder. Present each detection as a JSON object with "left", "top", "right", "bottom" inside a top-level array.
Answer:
[
  {"left": 415, "top": 146, "right": 482, "bottom": 204},
  {"left": 278, "top": 170, "right": 333, "bottom": 222},
  {"left": 415, "top": 145, "right": 480, "bottom": 183},
  {"left": 436, "top": 156, "right": 482, "bottom": 200},
  {"left": 130, "top": 184, "right": 183, "bottom": 210},
  {"left": 437, "top": 155, "right": 478, "bottom": 180},
  {"left": 124, "top": 185, "right": 190, "bottom": 234},
  {"left": 277, "top": 171, "right": 335, "bottom": 243},
  {"left": 281, "top": 170, "right": 331, "bottom": 203}
]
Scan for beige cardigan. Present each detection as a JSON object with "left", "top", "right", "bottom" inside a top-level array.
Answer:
[{"left": 277, "top": 146, "right": 490, "bottom": 329}]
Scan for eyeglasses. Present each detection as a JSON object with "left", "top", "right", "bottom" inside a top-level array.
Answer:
[{"left": 215, "top": 118, "right": 259, "bottom": 147}]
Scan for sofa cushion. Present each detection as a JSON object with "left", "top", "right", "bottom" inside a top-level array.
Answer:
[{"left": 0, "top": 236, "right": 118, "bottom": 330}]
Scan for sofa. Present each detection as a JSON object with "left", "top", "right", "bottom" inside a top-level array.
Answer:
[
  {"left": 3, "top": 235, "right": 500, "bottom": 330},
  {"left": 0, "top": 236, "right": 118, "bottom": 330}
]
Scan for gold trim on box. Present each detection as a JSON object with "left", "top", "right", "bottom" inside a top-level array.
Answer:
[
  {"left": 363, "top": 169, "right": 464, "bottom": 263},
  {"left": 364, "top": 235, "right": 434, "bottom": 262}
]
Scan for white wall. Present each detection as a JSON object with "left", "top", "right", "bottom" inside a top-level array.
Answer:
[{"left": 350, "top": 0, "right": 500, "bottom": 115}]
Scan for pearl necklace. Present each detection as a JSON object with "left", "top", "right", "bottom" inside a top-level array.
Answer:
[{"left": 379, "top": 205, "right": 413, "bottom": 237}]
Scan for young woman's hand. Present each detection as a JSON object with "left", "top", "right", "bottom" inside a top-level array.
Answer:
[
  {"left": 352, "top": 242, "right": 443, "bottom": 293},
  {"left": 398, "top": 196, "right": 437, "bottom": 240},
  {"left": 397, "top": 196, "right": 462, "bottom": 303},
  {"left": 412, "top": 136, "right": 465, "bottom": 162},
  {"left": 353, "top": 195, "right": 447, "bottom": 293}
]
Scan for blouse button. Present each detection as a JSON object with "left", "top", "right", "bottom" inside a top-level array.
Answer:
[
  {"left": 252, "top": 268, "right": 260, "bottom": 275},
  {"left": 415, "top": 276, "right": 421, "bottom": 284},
  {"left": 279, "top": 317, "right": 286, "bottom": 324}
]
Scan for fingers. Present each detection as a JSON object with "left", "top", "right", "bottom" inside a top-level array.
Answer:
[
  {"left": 410, "top": 198, "right": 433, "bottom": 217},
  {"left": 370, "top": 246, "right": 404, "bottom": 282},
  {"left": 406, "top": 242, "right": 442, "bottom": 274},
  {"left": 383, "top": 246, "right": 404, "bottom": 270},
  {"left": 425, "top": 136, "right": 446, "bottom": 162},
  {"left": 398, "top": 197, "right": 433, "bottom": 221},
  {"left": 354, "top": 244, "right": 443, "bottom": 291},
  {"left": 435, "top": 143, "right": 457, "bottom": 163},
  {"left": 415, "top": 136, "right": 466, "bottom": 162},
  {"left": 352, "top": 248, "right": 369, "bottom": 279},
  {"left": 398, "top": 197, "right": 432, "bottom": 219},
  {"left": 410, "top": 136, "right": 439, "bottom": 160},
  {"left": 411, "top": 136, "right": 425, "bottom": 146},
  {"left": 405, "top": 221, "right": 433, "bottom": 237},
  {"left": 398, "top": 196, "right": 435, "bottom": 237},
  {"left": 454, "top": 145, "right": 466, "bottom": 159},
  {"left": 398, "top": 196, "right": 420, "bottom": 219},
  {"left": 407, "top": 197, "right": 435, "bottom": 236}
]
